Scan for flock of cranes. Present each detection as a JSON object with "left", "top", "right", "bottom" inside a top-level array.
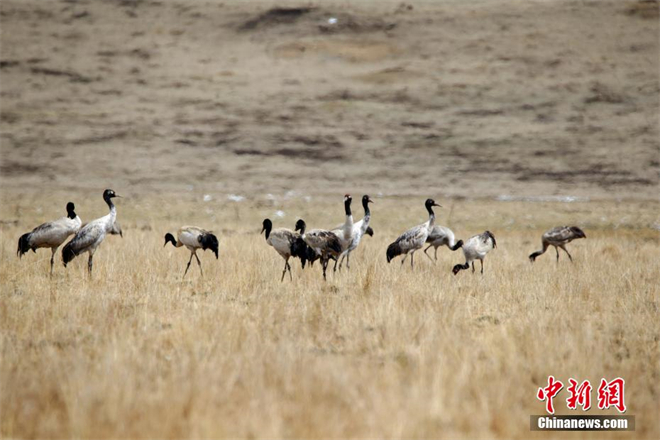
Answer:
[{"left": 16, "top": 189, "right": 588, "bottom": 280}]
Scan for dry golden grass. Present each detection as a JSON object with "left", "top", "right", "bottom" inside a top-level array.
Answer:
[{"left": 1, "top": 193, "right": 658, "bottom": 438}]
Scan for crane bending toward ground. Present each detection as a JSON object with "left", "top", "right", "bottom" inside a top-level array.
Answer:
[
  {"left": 452, "top": 231, "right": 496, "bottom": 275},
  {"left": 423, "top": 225, "right": 463, "bottom": 262},
  {"left": 529, "top": 226, "right": 586, "bottom": 263},
  {"left": 164, "top": 226, "right": 219, "bottom": 278}
]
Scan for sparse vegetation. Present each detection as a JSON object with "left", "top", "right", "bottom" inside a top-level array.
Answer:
[
  {"left": 1, "top": 0, "right": 658, "bottom": 437},
  {"left": 1, "top": 195, "right": 658, "bottom": 438}
]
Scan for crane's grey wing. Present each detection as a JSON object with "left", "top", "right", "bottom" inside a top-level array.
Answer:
[
  {"left": 543, "top": 226, "right": 571, "bottom": 243},
  {"left": 269, "top": 229, "right": 294, "bottom": 254},
  {"left": 30, "top": 220, "right": 58, "bottom": 236},
  {"left": 396, "top": 225, "right": 427, "bottom": 247},
  {"left": 29, "top": 218, "right": 76, "bottom": 247},
  {"left": 67, "top": 223, "right": 104, "bottom": 253}
]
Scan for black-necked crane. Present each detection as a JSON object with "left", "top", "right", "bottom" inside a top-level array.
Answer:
[
  {"left": 452, "top": 231, "right": 496, "bottom": 275},
  {"left": 386, "top": 198, "right": 440, "bottom": 268},
  {"left": 307, "top": 226, "right": 373, "bottom": 268},
  {"left": 295, "top": 219, "right": 342, "bottom": 281},
  {"left": 164, "top": 226, "right": 219, "bottom": 278},
  {"left": 424, "top": 225, "right": 463, "bottom": 262},
  {"left": 332, "top": 194, "right": 354, "bottom": 271},
  {"left": 17, "top": 201, "right": 82, "bottom": 275},
  {"left": 261, "top": 218, "right": 309, "bottom": 282},
  {"left": 334, "top": 194, "right": 373, "bottom": 270},
  {"left": 62, "top": 189, "right": 120, "bottom": 276},
  {"left": 529, "top": 226, "right": 586, "bottom": 263}
]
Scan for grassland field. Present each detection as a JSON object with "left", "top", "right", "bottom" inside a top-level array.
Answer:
[{"left": 0, "top": 193, "right": 658, "bottom": 438}]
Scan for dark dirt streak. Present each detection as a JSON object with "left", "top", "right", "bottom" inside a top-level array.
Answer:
[{"left": 30, "top": 67, "right": 95, "bottom": 83}]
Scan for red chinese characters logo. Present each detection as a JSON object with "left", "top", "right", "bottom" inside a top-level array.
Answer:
[
  {"left": 537, "top": 376, "right": 626, "bottom": 414},
  {"left": 598, "top": 378, "right": 626, "bottom": 413},
  {"left": 566, "top": 379, "right": 592, "bottom": 411},
  {"left": 537, "top": 376, "right": 564, "bottom": 414}
]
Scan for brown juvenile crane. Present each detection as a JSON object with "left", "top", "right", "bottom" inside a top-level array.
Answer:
[{"left": 529, "top": 226, "right": 586, "bottom": 263}]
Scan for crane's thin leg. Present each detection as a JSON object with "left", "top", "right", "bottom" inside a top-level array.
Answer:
[
  {"left": 423, "top": 245, "right": 434, "bottom": 262},
  {"left": 410, "top": 251, "right": 414, "bottom": 269},
  {"left": 287, "top": 259, "right": 293, "bottom": 281},
  {"left": 401, "top": 254, "right": 408, "bottom": 266},
  {"left": 560, "top": 245, "right": 573, "bottom": 262},
  {"left": 555, "top": 247, "right": 560, "bottom": 263},
  {"left": 50, "top": 247, "right": 57, "bottom": 277},
  {"left": 281, "top": 258, "right": 288, "bottom": 282},
  {"left": 194, "top": 252, "right": 203, "bottom": 277},
  {"left": 346, "top": 253, "right": 350, "bottom": 270},
  {"left": 183, "top": 252, "right": 194, "bottom": 279},
  {"left": 88, "top": 254, "right": 93, "bottom": 276},
  {"left": 434, "top": 247, "right": 439, "bottom": 261},
  {"left": 471, "top": 262, "right": 475, "bottom": 273},
  {"left": 480, "top": 259, "right": 484, "bottom": 274},
  {"left": 322, "top": 256, "right": 328, "bottom": 281}
]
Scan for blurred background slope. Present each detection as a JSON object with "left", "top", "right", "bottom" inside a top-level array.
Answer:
[{"left": 0, "top": 0, "right": 658, "bottom": 200}]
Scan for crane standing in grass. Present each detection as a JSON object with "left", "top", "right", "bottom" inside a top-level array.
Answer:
[
  {"left": 164, "top": 226, "right": 219, "bottom": 278},
  {"left": 529, "top": 226, "right": 586, "bottom": 263},
  {"left": 423, "top": 225, "right": 463, "bottom": 262},
  {"left": 17, "top": 201, "right": 82, "bottom": 276},
  {"left": 386, "top": 198, "right": 441, "bottom": 268},
  {"left": 332, "top": 194, "right": 354, "bottom": 271},
  {"left": 295, "top": 219, "right": 342, "bottom": 281},
  {"left": 261, "top": 218, "right": 309, "bottom": 282},
  {"left": 452, "top": 231, "right": 496, "bottom": 275},
  {"left": 62, "top": 189, "right": 120, "bottom": 276},
  {"left": 334, "top": 194, "right": 374, "bottom": 271}
]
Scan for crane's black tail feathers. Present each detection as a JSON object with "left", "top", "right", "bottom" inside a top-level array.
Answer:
[
  {"left": 386, "top": 242, "right": 402, "bottom": 263},
  {"left": 199, "top": 233, "right": 219, "bottom": 259},
  {"left": 17, "top": 233, "right": 32, "bottom": 258},
  {"left": 291, "top": 237, "right": 309, "bottom": 269},
  {"left": 62, "top": 242, "right": 77, "bottom": 267},
  {"left": 305, "top": 246, "right": 320, "bottom": 267}
]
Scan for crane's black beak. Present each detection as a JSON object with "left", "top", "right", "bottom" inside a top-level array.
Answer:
[
  {"left": 433, "top": 202, "right": 441, "bottom": 207},
  {"left": 368, "top": 198, "right": 374, "bottom": 204}
]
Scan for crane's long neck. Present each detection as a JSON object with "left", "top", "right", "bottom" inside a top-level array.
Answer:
[
  {"left": 426, "top": 205, "right": 436, "bottom": 228},
  {"left": 104, "top": 197, "right": 117, "bottom": 225},
  {"left": 344, "top": 199, "right": 353, "bottom": 231},
  {"left": 362, "top": 198, "right": 371, "bottom": 221}
]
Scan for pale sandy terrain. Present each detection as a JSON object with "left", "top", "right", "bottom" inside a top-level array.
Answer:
[{"left": 0, "top": 0, "right": 658, "bottom": 199}]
